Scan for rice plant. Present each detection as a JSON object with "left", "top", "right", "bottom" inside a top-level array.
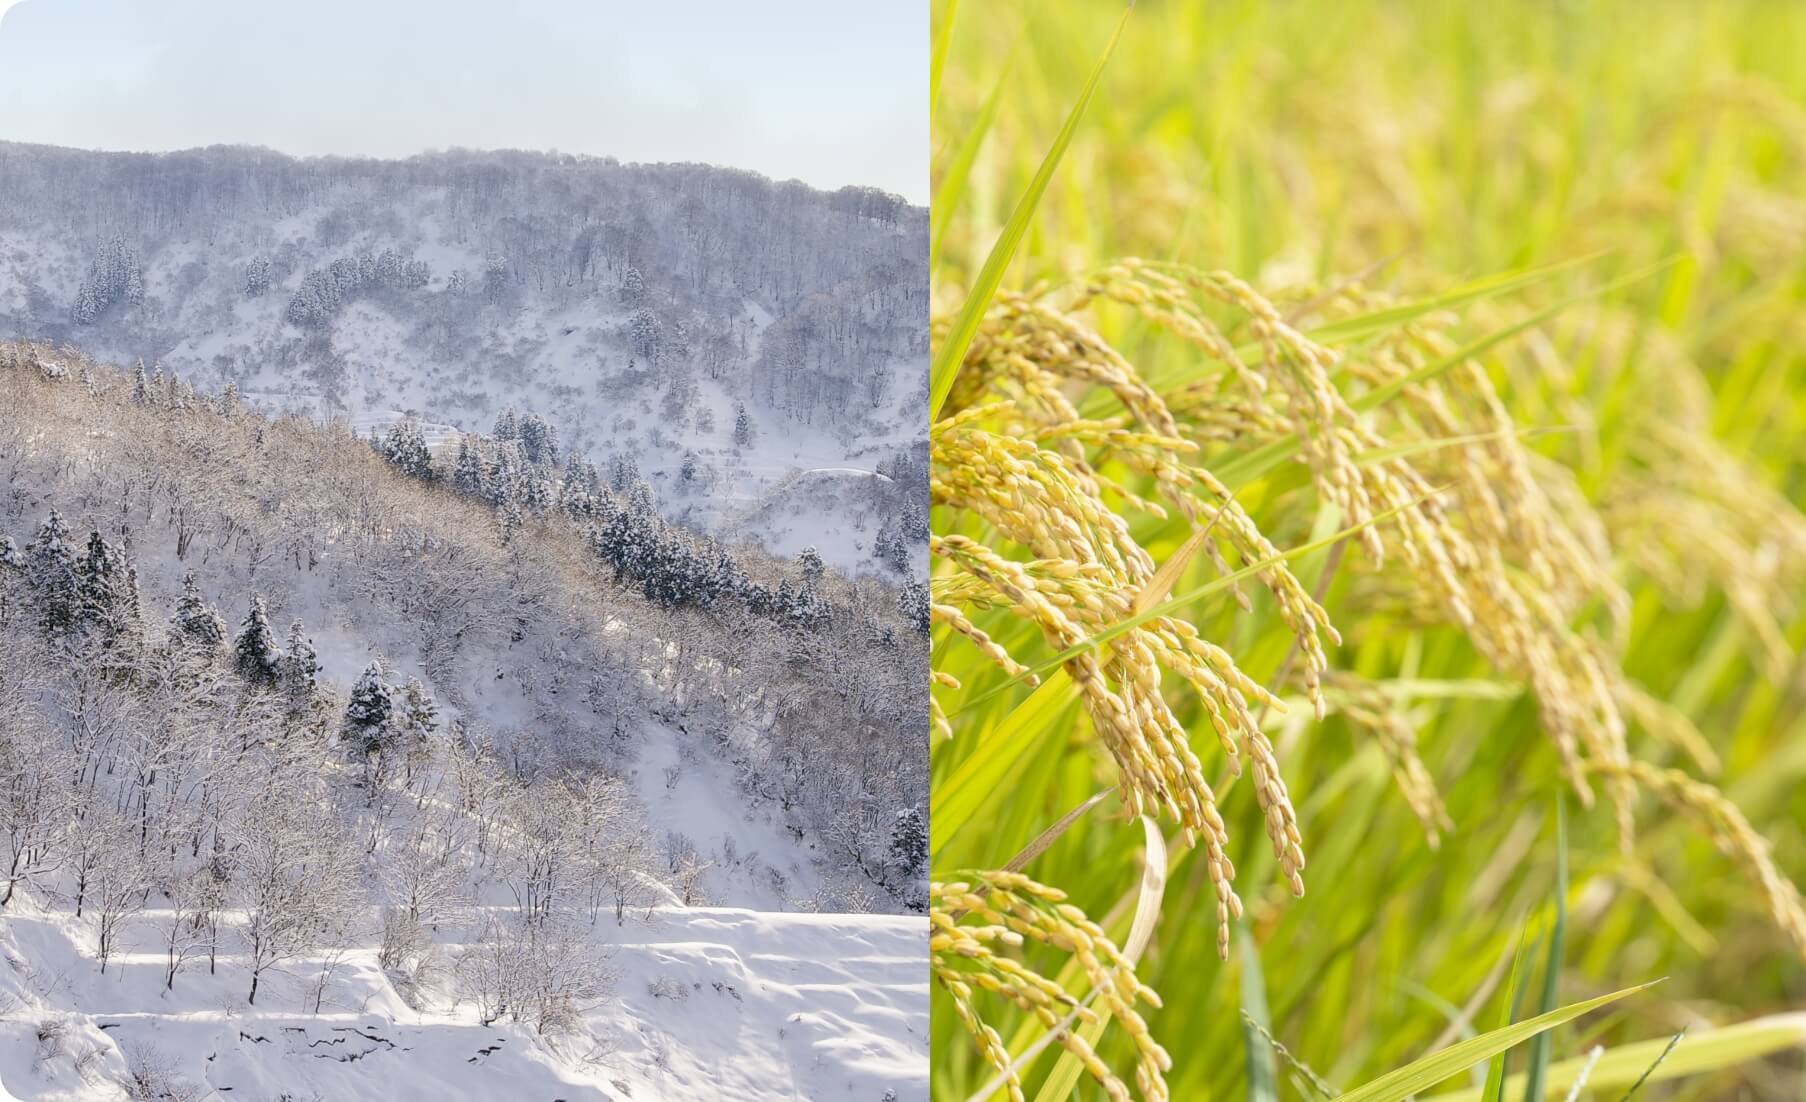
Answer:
[{"left": 929, "top": 1, "right": 1806, "bottom": 1098}]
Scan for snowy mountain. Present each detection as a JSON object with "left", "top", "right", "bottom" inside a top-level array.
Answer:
[
  {"left": 0, "top": 343, "right": 928, "bottom": 1099},
  {"left": 0, "top": 141, "right": 928, "bottom": 575}
]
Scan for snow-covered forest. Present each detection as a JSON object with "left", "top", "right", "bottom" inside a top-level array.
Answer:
[
  {"left": 0, "top": 342, "right": 927, "bottom": 1099},
  {"left": 0, "top": 141, "right": 928, "bottom": 573}
]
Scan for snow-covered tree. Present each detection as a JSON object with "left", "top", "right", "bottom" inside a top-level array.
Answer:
[
  {"left": 733, "top": 402, "right": 753, "bottom": 448},
  {"left": 277, "top": 619, "right": 321, "bottom": 712},
  {"left": 628, "top": 308, "right": 662, "bottom": 361},
  {"left": 797, "top": 545, "right": 825, "bottom": 586},
  {"left": 898, "top": 578, "right": 930, "bottom": 636},
  {"left": 24, "top": 511, "right": 80, "bottom": 640},
  {"left": 233, "top": 593, "right": 281, "bottom": 687},
  {"left": 344, "top": 661, "right": 394, "bottom": 755},
  {"left": 382, "top": 420, "right": 435, "bottom": 481},
  {"left": 395, "top": 678, "right": 439, "bottom": 745},
  {"left": 453, "top": 436, "right": 487, "bottom": 498},
  {"left": 243, "top": 254, "right": 271, "bottom": 297},
  {"left": 169, "top": 571, "right": 226, "bottom": 656},
  {"left": 76, "top": 529, "right": 136, "bottom": 647},
  {"left": 888, "top": 806, "right": 927, "bottom": 884},
  {"left": 517, "top": 413, "right": 559, "bottom": 466}
]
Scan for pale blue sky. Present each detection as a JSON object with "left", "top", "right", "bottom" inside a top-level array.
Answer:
[{"left": 0, "top": 0, "right": 925, "bottom": 202}]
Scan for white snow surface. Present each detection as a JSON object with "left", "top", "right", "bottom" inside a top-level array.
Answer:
[{"left": 0, "top": 896, "right": 926, "bottom": 1101}]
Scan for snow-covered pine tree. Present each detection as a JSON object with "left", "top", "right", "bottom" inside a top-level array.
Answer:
[
  {"left": 453, "top": 436, "right": 487, "bottom": 498},
  {"left": 733, "top": 403, "right": 753, "bottom": 448},
  {"left": 517, "top": 413, "right": 559, "bottom": 466},
  {"left": 897, "top": 578, "right": 930, "bottom": 636},
  {"left": 72, "top": 285, "right": 100, "bottom": 326},
  {"left": 609, "top": 453, "right": 640, "bottom": 493},
  {"left": 244, "top": 255, "right": 271, "bottom": 297},
  {"left": 130, "top": 361, "right": 149, "bottom": 405},
  {"left": 497, "top": 498, "right": 525, "bottom": 545},
  {"left": 621, "top": 265, "right": 645, "bottom": 305},
  {"left": 118, "top": 567, "right": 145, "bottom": 649},
  {"left": 522, "top": 470, "right": 555, "bottom": 516},
  {"left": 233, "top": 593, "right": 281, "bottom": 687},
  {"left": 344, "top": 661, "right": 394, "bottom": 755},
  {"left": 797, "top": 545, "right": 825, "bottom": 586},
  {"left": 382, "top": 420, "right": 435, "bottom": 481},
  {"left": 396, "top": 678, "right": 439, "bottom": 745},
  {"left": 25, "top": 511, "right": 81, "bottom": 640},
  {"left": 558, "top": 454, "right": 595, "bottom": 518},
  {"left": 76, "top": 530, "right": 134, "bottom": 645},
  {"left": 888, "top": 806, "right": 927, "bottom": 882},
  {"left": 169, "top": 570, "right": 226, "bottom": 655},
  {"left": 0, "top": 536, "right": 22, "bottom": 570},
  {"left": 492, "top": 407, "right": 520, "bottom": 442},
  {"left": 680, "top": 451, "right": 698, "bottom": 482},
  {"left": 872, "top": 524, "right": 901, "bottom": 573},
  {"left": 278, "top": 620, "right": 320, "bottom": 700},
  {"left": 628, "top": 308, "right": 662, "bottom": 361}
]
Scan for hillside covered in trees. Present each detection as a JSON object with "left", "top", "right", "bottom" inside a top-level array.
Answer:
[
  {"left": 0, "top": 141, "right": 928, "bottom": 572},
  {"left": 0, "top": 341, "right": 927, "bottom": 1099}
]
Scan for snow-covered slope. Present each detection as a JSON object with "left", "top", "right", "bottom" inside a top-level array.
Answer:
[
  {"left": 0, "top": 142, "right": 929, "bottom": 575},
  {"left": 0, "top": 899, "right": 926, "bottom": 1101},
  {"left": 0, "top": 346, "right": 928, "bottom": 1100}
]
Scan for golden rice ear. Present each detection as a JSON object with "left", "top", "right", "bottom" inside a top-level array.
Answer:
[
  {"left": 931, "top": 870, "right": 1171, "bottom": 1102},
  {"left": 1587, "top": 761, "right": 1806, "bottom": 961}
]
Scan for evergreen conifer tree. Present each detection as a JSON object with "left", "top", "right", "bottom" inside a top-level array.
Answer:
[
  {"left": 396, "top": 678, "right": 440, "bottom": 744},
  {"left": 453, "top": 436, "right": 487, "bottom": 498},
  {"left": 76, "top": 530, "right": 133, "bottom": 644},
  {"left": 278, "top": 621, "right": 320, "bottom": 699},
  {"left": 169, "top": 571, "right": 226, "bottom": 655},
  {"left": 344, "top": 661, "right": 394, "bottom": 755},
  {"left": 382, "top": 420, "right": 434, "bottom": 480},
  {"left": 888, "top": 806, "right": 928, "bottom": 881},
  {"left": 898, "top": 578, "right": 930, "bottom": 636},
  {"left": 233, "top": 593, "right": 281, "bottom": 687},
  {"left": 25, "top": 511, "right": 81, "bottom": 640},
  {"left": 797, "top": 546, "right": 825, "bottom": 586}
]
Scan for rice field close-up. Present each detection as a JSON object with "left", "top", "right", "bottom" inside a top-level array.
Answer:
[{"left": 927, "top": 2, "right": 1806, "bottom": 1100}]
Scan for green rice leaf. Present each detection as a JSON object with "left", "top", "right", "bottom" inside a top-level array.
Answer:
[
  {"left": 931, "top": 59, "right": 1009, "bottom": 272},
  {"left": 1522, "top": 799, "right": 1568, "bottom": 1102},
  {"left": 1426, "top": 1014, "right": 1806, "bottom": 1102},
  {"left": 929, "top": 3, "right": 1132, "bottom": 421},
  {"left": 1335, "top": 982, "right": 1660, "bottom": 1102},
  {"left": 929, "top": 0, "right": 959, "bottom": 123},
  {"left": 931, "top": 671, "right": 1076, "bottom": 859},
  {"left": 1240, "top": 931, "right": 1280, "bottom": 1102},
  {"left": 1482, "top": 927, "right": 1537, "bottom": 1102}
]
